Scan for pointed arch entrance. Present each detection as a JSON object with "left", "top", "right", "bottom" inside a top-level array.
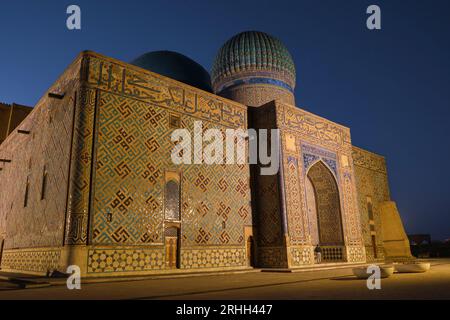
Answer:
[
  {"left": 164, "top": 171, "right": 181, "bottom": 269},
  {"left": 306, "top": 161, "right": 345, "bottom": 262}
]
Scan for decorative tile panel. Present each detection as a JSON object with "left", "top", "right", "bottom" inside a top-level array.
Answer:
[
  {"left": 302, "top": 143, "right": 338, "bottom": 177},
  {"left": 0, "top": 60, "right": 80, "bottom": 250},
  {"left": 87, "top": 248, "right": 164, "bottom": 273},
  {"left": 353, "top": 146, "right": 389, "bottom": 258},
  {"left": 92, "top": 93, "right": 165, "bottom": 245},
  {"left": 1, "top": 248, "right": 61, "bottom": 273},
  {"left": 276, "top": 103, "right": 351, "bottom": 151},
  {"left": 86, "top": 55, "right": 247, "bottom": 129},
  {"left": 255, "top": 175, "right": 283, "bottom": 246},
  {"left": 347, "top": 246, "right": 365, "bottom": 263},
  {"left": 284, "top": 156, "right": 308, "bottom": 244},
  {"left": 257, "top": 247, "right": 288, "bottom": 268},
  {"left": 290, "top": 246, "right": 313, "bottom": 266},
  {"left": 352, "top": 146, "right": 387, "bottom": 174},
  {"left": 87, "top": 54, "right": 252, "bottom": 248},
  {"left": 180, "top": 247, "right": 246, "bottom": 269},
  {"left": 65, "top": 87, "right": 97, "bottom": 245}
]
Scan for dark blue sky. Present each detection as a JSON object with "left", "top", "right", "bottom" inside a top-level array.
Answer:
[{"left": 1, "top": 0, "right": 449, "bottom": 240}]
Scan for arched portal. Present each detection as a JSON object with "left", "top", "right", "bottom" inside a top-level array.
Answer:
[
  {"left": 164, "top": 172, "right": 181, "bottom": 269},
  {"left": 306, "top": 161, "right": 344, "bottom": 261}
]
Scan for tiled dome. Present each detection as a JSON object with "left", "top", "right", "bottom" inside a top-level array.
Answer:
[{"left": 211, "top": 31, "right": 296, "bottom": 94}]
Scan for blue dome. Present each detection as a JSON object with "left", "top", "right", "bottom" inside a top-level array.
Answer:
[
  {"left": 130, "top": 51, "right": 213, "bottom": 92},
  {"left": 211, "top": 31, "right": 296, "bottom": 93}
]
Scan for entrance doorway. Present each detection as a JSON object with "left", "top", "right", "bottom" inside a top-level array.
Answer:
[
  {"left": 164, "top": 171, "right": 181, "bottom": 269},
  {"left": 165, "top": 227, "right": 179, "bottom": 269},
  {"left": 306, "top": 161, "right": 345, "bottom": 262}
]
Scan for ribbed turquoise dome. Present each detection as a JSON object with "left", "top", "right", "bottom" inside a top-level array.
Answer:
[
  {"left": 211, "top": 31, "right": 296, "bottom": 93},
  {"left": 131, "top": 51, "right": 213, "bottom": 92}
]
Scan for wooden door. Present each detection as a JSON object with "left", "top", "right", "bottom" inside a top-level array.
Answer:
[{"left": 165, "top": 236, "right": 178, "bottom": 269}]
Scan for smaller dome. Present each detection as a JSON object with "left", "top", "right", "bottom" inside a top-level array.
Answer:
[{"left": 130, "top": 51, "right": 212, "bottom": 92}]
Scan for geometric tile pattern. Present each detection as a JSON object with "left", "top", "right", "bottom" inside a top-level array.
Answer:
[
  {"left": 91, "top": 90, "right": 251, "bottom": 246},
  {"left": 86, "top": 54, "right": 252, "bottom": 249},
  {"left": 285, "top": 156, "right": 307, "bottom": 245},
  {"left": 352, "top": 146, "right": 389, "bottom": 261},
  {"left": 181, "top": 121, "right": 251, "bottom": 246},
  {"left": 258, "top": 247, "right": 288, "bottom": 268},
  {"left": 92, "top": 93, "right": 165, "bottom": 244},
  {"left": 180, "top": 247, "right": 246, "bottom": 269},
  {"left": 87, "top": 248, "right": 164, "bottom": 273},
  {"left": 255, "top": 174, "right": 283, "bottom": 246},
  {"left": 1, "top": 249, "right": 61, "bottom": 273},
  {"left": 65, "top": 87, "right": 96, "bottom": 245},
  {"left": 341, "top": 171, "right": 362, "bottom": 245},
  {"left": 346, "top": 246, "right": 366, "bottom": 263},
  {"left": 290, "top": 247, "right": 313, "bottom": 266},
  {"left": 0, "top": 59, "right": 80, "bottom": 250}
]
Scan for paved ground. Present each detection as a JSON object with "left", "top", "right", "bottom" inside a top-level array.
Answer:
[{"left": 0, "top": 259, "right": 449, "bottom": 300}]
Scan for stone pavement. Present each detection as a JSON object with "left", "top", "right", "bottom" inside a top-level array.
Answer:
[{"left": 0, "top": 259, "right": 449, "bottom": 300}]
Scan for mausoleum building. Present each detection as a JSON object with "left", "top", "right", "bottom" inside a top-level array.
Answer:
[{"left": 0, "top": 31, "right": 412, "bottom": 276}]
